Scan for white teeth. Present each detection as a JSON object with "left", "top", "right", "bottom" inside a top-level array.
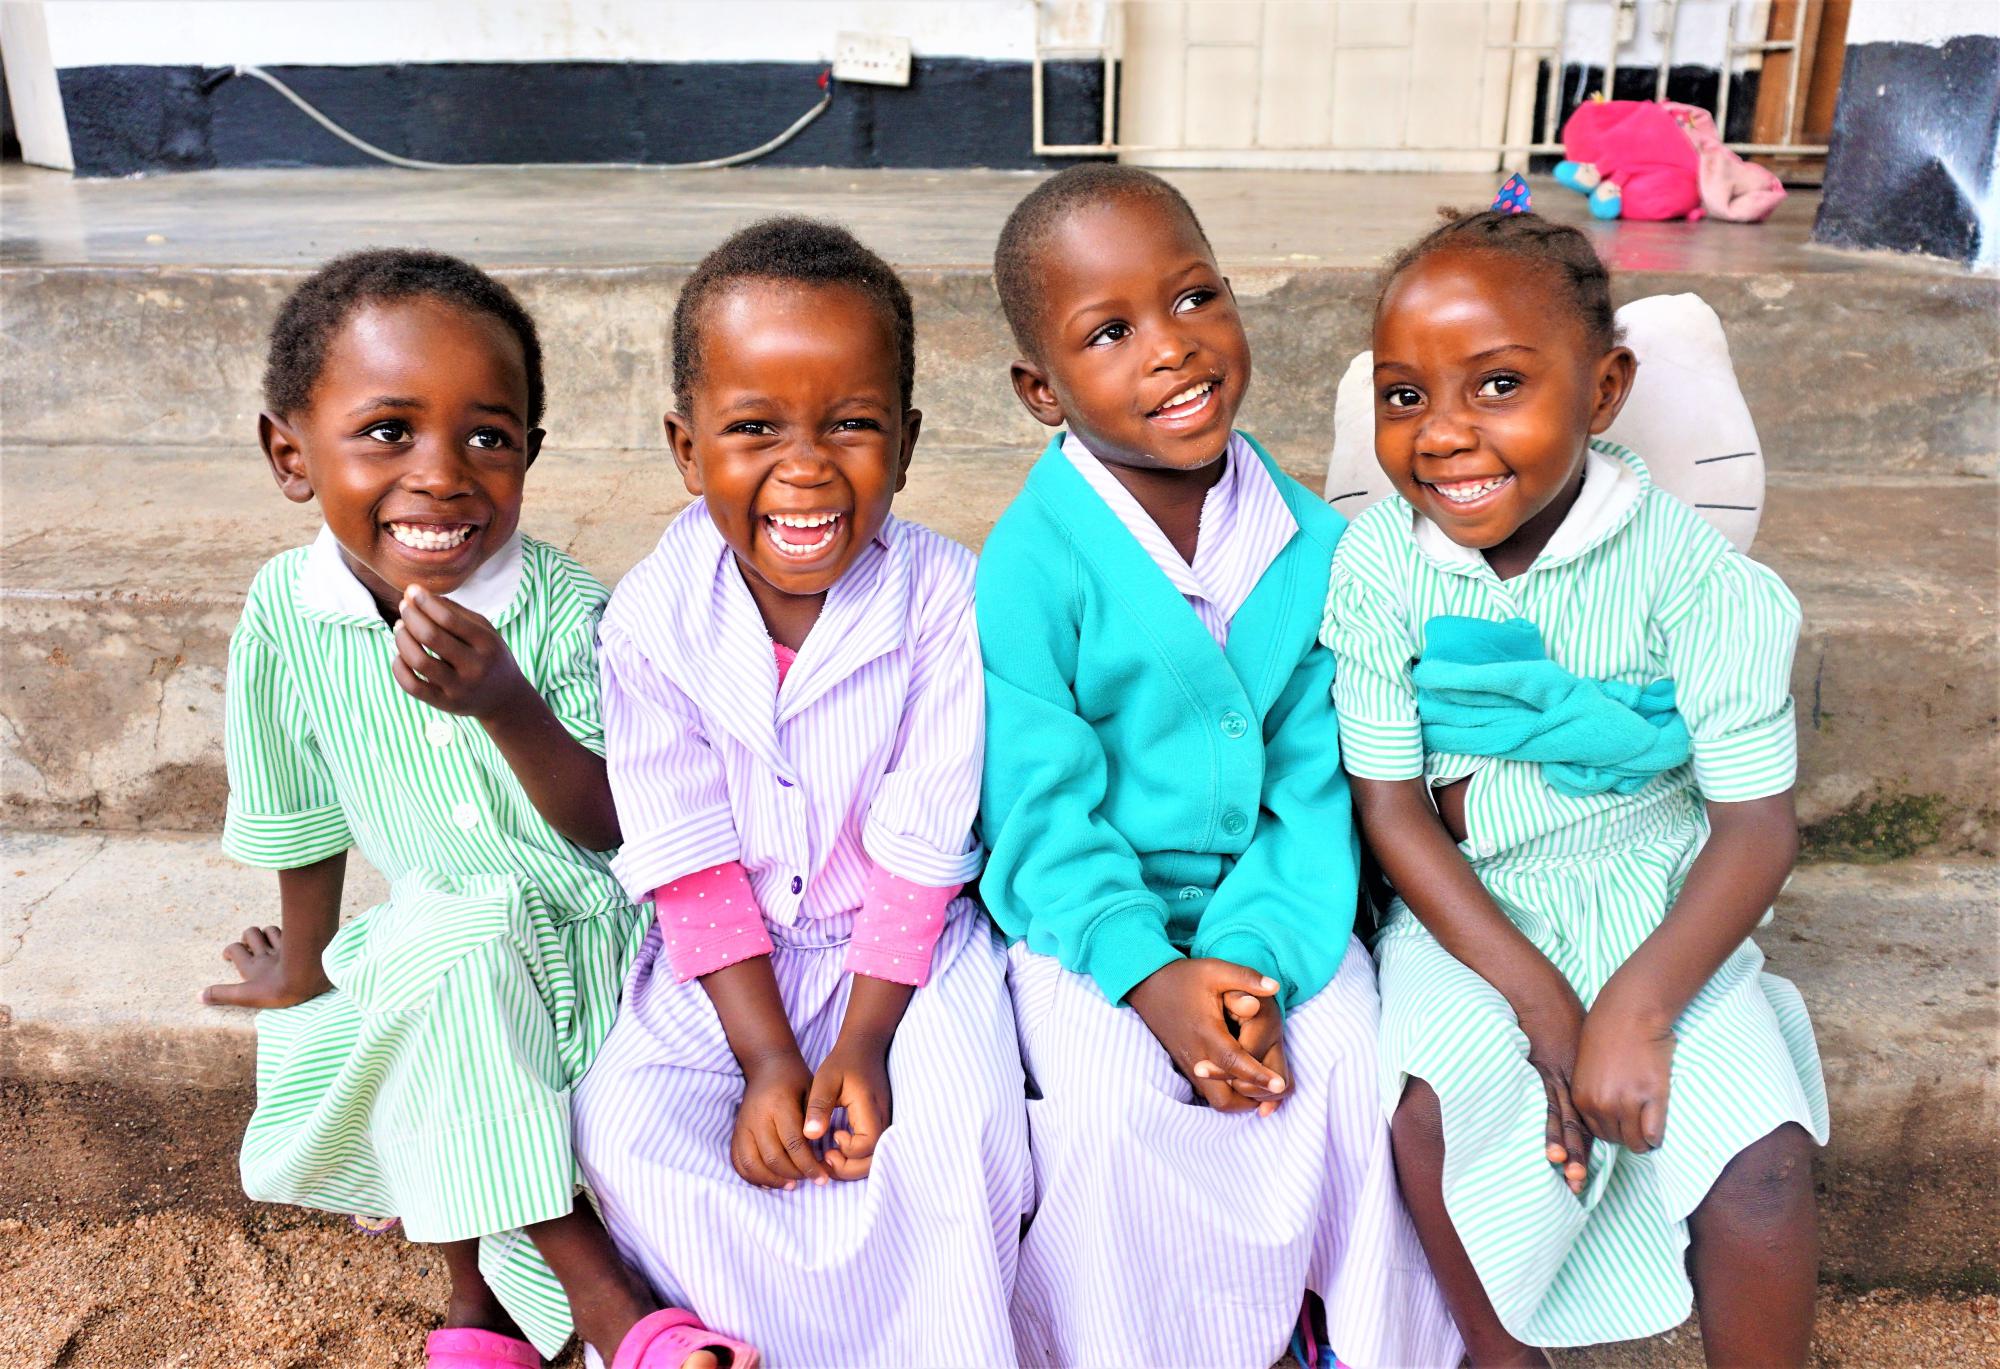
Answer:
[
  {"left": 388, "top": 522, "right": 474, "bottom": 550},
  {"left": 1156, "top": 381, "right": 1215, "bottom": 413},
  {"left": 763, "top": 519, "right": 839, "bottom": 559},
  {"left": 768, "top": 512, "right": 839, "bottom": 529},
  {"left": 1433, "top": 476, "right": 1511, "bottom": 504}
]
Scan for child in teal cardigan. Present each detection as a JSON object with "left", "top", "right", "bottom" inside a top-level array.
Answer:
[{"left": 977, "top": 165, "right": 1458, "bottom": 1369}]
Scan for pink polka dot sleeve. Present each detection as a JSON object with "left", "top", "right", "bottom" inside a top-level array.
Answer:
[
  {"left": 844, "top": 862, "right": 959, "bottom": 988},
  {"left": 652, "top": 861, "right": 774, "bottom": 982}
]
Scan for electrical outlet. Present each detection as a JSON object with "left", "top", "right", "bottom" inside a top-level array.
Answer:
[{"left": 832, "top": 32, "right": 912, "bottom": 88}]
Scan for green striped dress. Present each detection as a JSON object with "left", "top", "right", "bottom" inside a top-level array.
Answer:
[
  {"left": 1322, "top": 442, "right": 1829, "bottom": 1348},
  {"left": 222, "top": 528, "right": 646, "bottom": 1357}
]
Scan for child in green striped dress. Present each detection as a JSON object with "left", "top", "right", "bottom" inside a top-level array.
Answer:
[
  {"left": 1323, "top": 211, "right": 1828, "bottom": 1366},
  {"left": 203, "top": 251, "right": 748, "bottom": 1369}
]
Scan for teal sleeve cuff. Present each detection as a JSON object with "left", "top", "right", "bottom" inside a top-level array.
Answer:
[
  {"left": 1196, "top": 930, "right": 1292, "bottom": 1010},
  {"left": 1079, "top": 902, "right": 1184, "bottom": 1005}
]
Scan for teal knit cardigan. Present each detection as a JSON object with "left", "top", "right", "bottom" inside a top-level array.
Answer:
[{"left": 976, "top": 433, "right": 1361, "bottom": 1011}]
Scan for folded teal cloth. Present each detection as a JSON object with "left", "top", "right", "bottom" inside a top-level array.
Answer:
[{"left": 1413, "top": 615, "right": 1689, "bottom": 797}]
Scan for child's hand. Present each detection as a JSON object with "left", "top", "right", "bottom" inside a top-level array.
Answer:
[
  {"left": 1127, "top": 959, "right": 1288, "bottom": 1112},
  {"left": 201, "top": 924, "right": 332, "bottom": 1009},
  {"left": 804, "top": 1034, "right": 894, "bottom": 1181},
  {"left": 1224, "top": 991, "right": 1290, "bottom": 1117},
  {"left": 731, "top": 1052, "right": 832, "bottom": 1191},
  {"left": 1572, "top": 999, "right": 1676, "bottom": 1154},
  {"left": 1516, "top": 981, "right": 1592, "bottom": 1193},
  {"left": 391, "top": 585, "right": 533, "bottom": 721}
]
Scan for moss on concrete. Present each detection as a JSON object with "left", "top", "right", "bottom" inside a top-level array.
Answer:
[{"left": 1802, "top": 794, "right": 1960, "bottom": 863}]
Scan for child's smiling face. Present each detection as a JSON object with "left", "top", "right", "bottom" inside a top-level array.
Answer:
[
  {"left": 666, "top": 279, "right": 916, "bottom": 634},
  {"left": 261, "top": 296, "right": 539, "bottom": 614},
  {"left": 1372, "top": 247, "right": 1634, "bottom": 568},
  {"left": 1009, "top": 194, "right": 1250, "bottom": 474}
]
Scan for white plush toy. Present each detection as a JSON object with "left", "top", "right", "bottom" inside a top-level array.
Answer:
[{"left": 1323, "top": 293, "right": 1766, "bottom": 552}]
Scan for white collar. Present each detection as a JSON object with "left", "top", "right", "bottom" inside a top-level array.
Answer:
[
  {"left": 1412, "top": 440, "right": 1648, "bottom": 576},
  {"left": 1060, "top": 430, "right": 1294, "bottom": 584},
  {"left": 294, "top": 522, "right": 528, "bottom": 626}
]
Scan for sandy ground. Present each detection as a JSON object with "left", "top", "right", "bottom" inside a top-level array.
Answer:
[
  {"left": 2, "top": 1209, "right": 1993, "bottom": 1369},
  {"left": 4, "top": 1083, "right": 1993, "bottom": 1367}
]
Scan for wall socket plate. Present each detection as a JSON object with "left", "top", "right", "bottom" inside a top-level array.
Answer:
[{"left": 832, "top": 32, "right": 912, "bottom": 87}]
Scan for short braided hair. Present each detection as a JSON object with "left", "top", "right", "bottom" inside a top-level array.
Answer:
[
  {"left": 672, "top": 216, "right": 915, "bottom": 413},
  {"left": 993, "top": 165, "right": 1213, "bottom": 358},
  {"left": 263, "top": 248, "right": 544, "bottom": 423},
  {"left": 1381, "top": 209, "right": 1621, "bottom": 353}
]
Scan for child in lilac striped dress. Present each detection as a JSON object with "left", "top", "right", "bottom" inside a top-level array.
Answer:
[
  {"left": 572, "top": 218, "right": 1032, "bottom": 1368},
  {"left": 978, "top": 166, "right": 1461, "bottom": 1369}
]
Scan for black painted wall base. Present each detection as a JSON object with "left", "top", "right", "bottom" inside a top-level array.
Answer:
[
  {"left": 1812, "top": 36, "right": 2000, "bottom": 265},
  {"left": 57, "top": 59, "right": 1112, "bottom": 177}
]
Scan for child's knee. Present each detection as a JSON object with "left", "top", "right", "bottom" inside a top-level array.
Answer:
[{"left": 1704, "top": 1123, "right": 1816, "bottom": 1230}]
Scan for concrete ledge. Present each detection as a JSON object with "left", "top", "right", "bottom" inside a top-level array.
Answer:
[
  {"left": 4, "top": 445, "right": 1994, "bottom": 850},
  {"left": 2, "top": 829, "right": 1993, "bottom": 1286},
  {"left": 5, "top": 261, "right": 1994, "bottom": 477}
]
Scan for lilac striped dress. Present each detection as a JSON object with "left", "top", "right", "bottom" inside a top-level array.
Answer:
[
  {"left": 572, "top": 505, "right": 1031, "bottom": 1368},
  {"left": 1005, "top": 436, "right": 1462, "bottom": 1369}
]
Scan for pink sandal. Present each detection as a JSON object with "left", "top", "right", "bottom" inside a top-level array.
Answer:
[
  {"left": 612, "top": 1308, "right": 761, "bottom": 1369},
  {"left": 424, "top": 1327, "right": 539, "bottom": 1368}
]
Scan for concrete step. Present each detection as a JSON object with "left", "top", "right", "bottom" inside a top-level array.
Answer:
[
  {"left": 3, "top": 443, "right": 1995, "bottom": 853},
  {"left": 3, "top": 827, "right": 1992, "bottom": 1288},
  {"left": 2, "top": 166, "right": 1994, "bottom": 478}
]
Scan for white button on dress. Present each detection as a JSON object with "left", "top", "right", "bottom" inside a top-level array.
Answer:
[
  {"left": 426, "top": 717, "right": 456, "bottom": 748},
  {"left": 451, "top": 802, "right": 480, "bottom": 830}
]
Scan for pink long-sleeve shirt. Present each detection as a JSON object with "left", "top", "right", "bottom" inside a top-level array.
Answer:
[{"left": 600, "top": 504, "right": 985, "bottom": 986}]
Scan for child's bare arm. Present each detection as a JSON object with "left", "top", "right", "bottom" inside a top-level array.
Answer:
[
  {"left": 392, "top": 585, "right": 621, "bottom": 851},
  {"left": 1351, "top": 775, "right": 1593, "bottom": 1189},
  {"left": 1573, "top": 791, "right": 1798, "bottom": 1152},
  {"left": 700, "top": 957, "right": 829, "bottom": 1190},
  {"left": 202, "top": 851, "right": 345, "bottom": 1009}
]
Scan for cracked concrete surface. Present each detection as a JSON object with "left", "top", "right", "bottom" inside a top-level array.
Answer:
[{"left": 0, "top": 830, "right": 387, "bottom": 1086}]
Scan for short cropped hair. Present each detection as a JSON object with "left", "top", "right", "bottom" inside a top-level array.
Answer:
[
  {"left": 992, "top": 165, "right": 1213, "bottom": 357},
  {"left": 263, "top": 248, "right": 544, "bottom": 423},
  {"left": 672, "top": 216, "right": 916, "bottom": 412}
]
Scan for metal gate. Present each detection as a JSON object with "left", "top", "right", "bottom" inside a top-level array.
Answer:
[{"left": 1033, "top": 0, "right": 1831, "bottom": 168}]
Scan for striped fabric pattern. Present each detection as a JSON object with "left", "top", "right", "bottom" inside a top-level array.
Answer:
[
  {"left": 1060, "top": 429, "right": 1298, "bottom": 647},
  {"left": 1322, "top": 441, "right": 1830, "bottom": 1347},
  {"left": 222, "top": 529, "right": 646, "bottom": 1358},
  {"left": 597, "top": 505, "right": 987, "bottom": 925},
  {"left": 1008, "top": 940, "right": 1463, "bottom": 1369},
  {"left": 575, "top": 501, "right": 1031, "bottom": 1365}
]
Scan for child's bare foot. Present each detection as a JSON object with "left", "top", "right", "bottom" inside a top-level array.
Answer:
[{"left": 201, "top": 924, "right": 332, "bottom": 1008}]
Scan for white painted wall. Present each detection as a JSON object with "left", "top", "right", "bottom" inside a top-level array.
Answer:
[
  {"left": 1, "top": 1, "right": 74, "bottom": 167},
  {"left": 39, "top": 0, "right": 1042, "bottom": 67},
  {"left": 1846, "top": 0, "right": 2000, "bottom": 45}
]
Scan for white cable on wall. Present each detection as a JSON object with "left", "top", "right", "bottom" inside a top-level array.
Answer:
[{"left": 230, "top": 63, "right": 833, "bottom": 171}]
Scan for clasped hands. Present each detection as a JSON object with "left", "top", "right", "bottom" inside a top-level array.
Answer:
[
  {"left": 730, "top": 1030, "right": 894, "bottom": 1191},
  {"left": 1519, "top": 976, "right": 1678, "bottom": 1195},
  {"left": 1128, "top": 957, "right": 1292, "bottom": 1117}
]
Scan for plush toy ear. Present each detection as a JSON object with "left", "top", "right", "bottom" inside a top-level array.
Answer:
[{"left": 1603, "top": 294, "right": 1765, "bottom": 551}]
